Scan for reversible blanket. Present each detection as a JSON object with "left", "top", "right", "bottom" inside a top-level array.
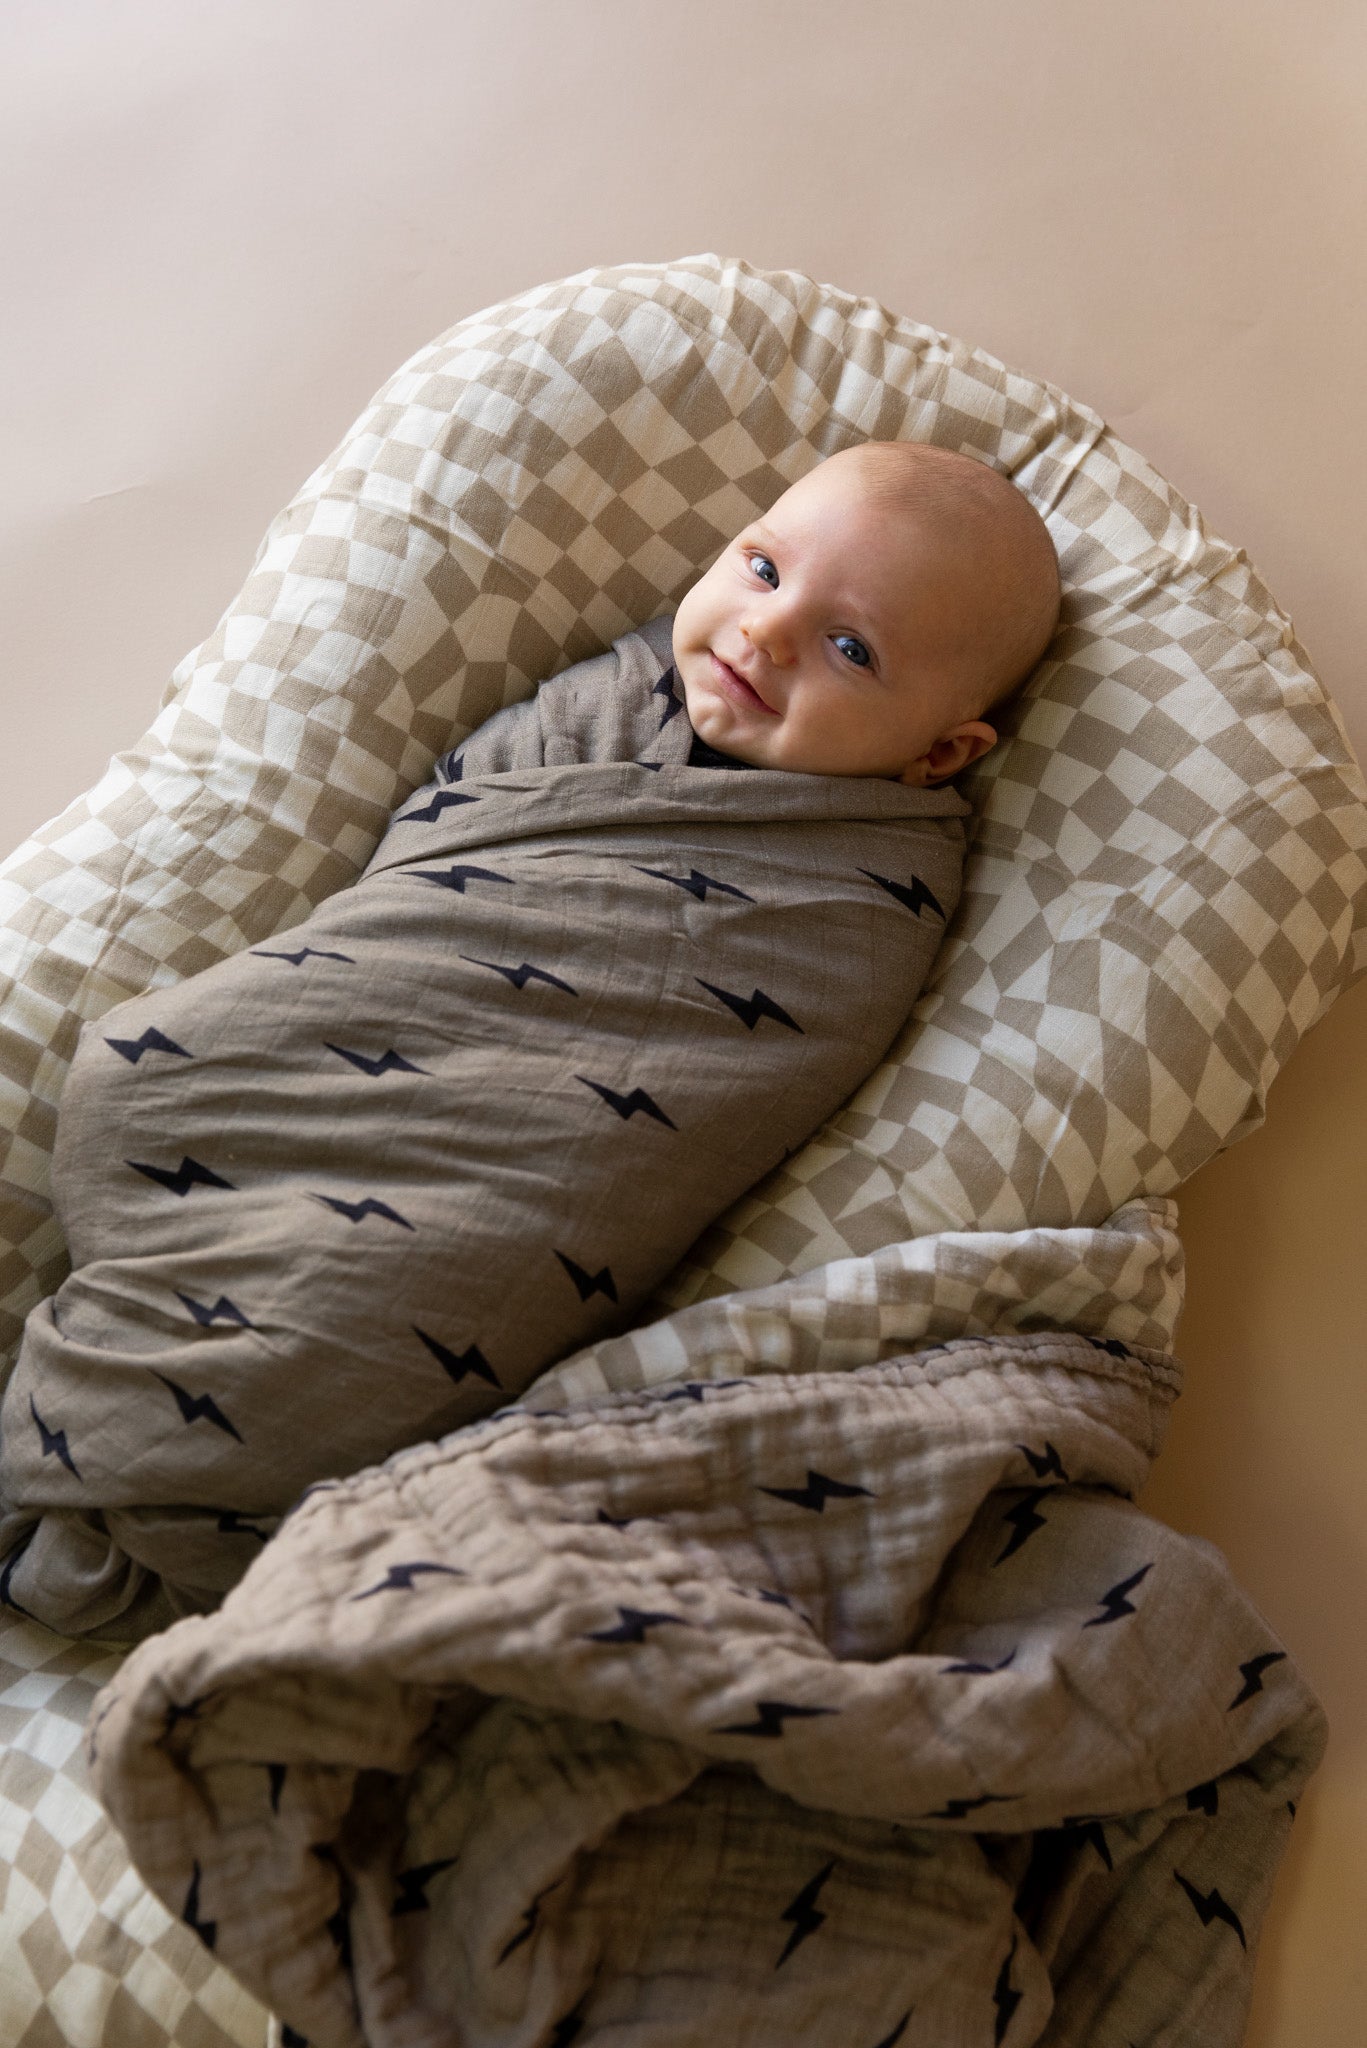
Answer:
[
  {"left": 88, "top": 1209, "right": 1324, "bottom": 2048},
  {"left": 0, "top": 616, "right": 967, "bottom": 1640}
]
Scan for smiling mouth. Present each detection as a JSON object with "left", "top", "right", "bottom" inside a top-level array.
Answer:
[{"left": 709, "top": 653, "right": 778, "bottom": 715}]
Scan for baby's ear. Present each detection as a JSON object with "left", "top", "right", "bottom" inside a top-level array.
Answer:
[{"left": 900, "top": 720, "right": 998, "bottom": 786}]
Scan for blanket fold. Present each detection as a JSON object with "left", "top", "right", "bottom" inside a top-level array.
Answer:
[{"left": 89, "top": 1324, "right": 1324, "bottom": 2048}]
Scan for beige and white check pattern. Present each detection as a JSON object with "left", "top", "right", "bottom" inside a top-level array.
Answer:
[
  {"left": 0, "top": 254, "right": 1364, "bottom": 2041},
  {"left": 0, "top": 1618, "right": 269, "bottom": 2047}
]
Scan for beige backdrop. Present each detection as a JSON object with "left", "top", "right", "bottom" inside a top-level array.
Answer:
[{"left": 1, "top": 2, "right": 1363, "bottom": 2037}]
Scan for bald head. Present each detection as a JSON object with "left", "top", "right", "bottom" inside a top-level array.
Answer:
[{"left": 815, "top": 441, "right": 1061, "bottom": 712}]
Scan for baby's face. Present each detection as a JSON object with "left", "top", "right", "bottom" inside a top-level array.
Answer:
[{"left": 672, "top": 457, "right": 998, "bottom": 786}]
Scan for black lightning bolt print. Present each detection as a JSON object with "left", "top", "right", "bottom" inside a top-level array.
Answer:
[
  {"left": 575, "top": 1076, "right": 677, "bottom": 1127},
  {"left": 943, "top": 1647, "right": 1018, "bottom": 1675},
  {"left": 580, "top": 1607, "right": 690, "bottom": 1644},
  {"left": 30, "top": 1397, "right": 80, "bottom": 1478},
  {"left": 1083, "top": 1336, "right": 1134, "bottom": 1360},
  {"left": 250, "top": 945, "right": 355, "bottom": 966},
  {"left": 104, "top": 1026, "right": 192, "bottom": 1064},
  {"left": 992, "top": 1937, "right": 1022, "bottom": 2043},
  {"left": 396, "top": 787, "right": 479, "bottom": 823},
  {"left": 631, "top": 865, "right": 755, "bottom": 903},
  {"left": 217, "top": 1510, "right": 272, "bottom": 1543},
  {"left": 311, "top": 1193, "right": 416, "bottom": 1229},
  {"left": 1229, "top": 1651, "right": 1287, "bottom": 1708},
  {"left": 392, "top": 1859, "right": 458, "bottom": 1915},
  {"left": 0, "top": 1547, "right": 34, "bottom": 1619},
  {"left": 177, "top": 1291, "right": 253, "bottom": 1329},
  {"left": 411, "top": 863, "right": 513, "bottom": 893},
  {"left": 1187, "top": 1780, "right": 1220, "bottom": 1816},
  {"left": 556, "top": 1252, "right": 618, "bottom": 1303},
  {"left": 716, "top": 1700, "right": 839, "bottom": 1737},
  {"left": 656, "top": 1378, "right": 743, "bottom": 1402},
  {"left": 695, "top": 979, "right": 803, "bottom": 1032},
  {"left": 127, "top": 1155, "right": 235, "bottom": 1196},
  {"left": 498, "top": 1878, "right": 562, "bottom": 1963},
  {"left": 595, "top": 1508, "right": 638, "bottom": 1528},
  {"left": 350, "top": 1561, "right": 466, "bottom": 1600},
  {"left": 1175, "top": 1873, "right": 1247, "bottom": 1948},
  {"left": 267, "top": 1763, "right": 287, "bottom": 1813},
  {"left": 776, "top": 1860, "right": 835, "bottom": 1966},
  {"left": 152, "top": 1372, "right": 243, "bottom": 1443},
  {"left": 163, "top": 1694, "right": 215, "bottom": 1738},
  {"left": 324, "top": 1044, "right": 430, "bottom": 1078},
  {"left": 653, "top": 666, "right": 684, "bottom": 725},
  {"left": 182, "top": 1863, "right": 217, "bottom": 1950},
  {"left": 413, "top": 1326, "right": 500, "bottom": 1388},
  {"left": 994, "top": 1489, "right": 1052, "bottom": 1564},
  {"left": 1016, "top": 1441, "right": 1068, "bottom": 1481},
  {"left": 858, "top": 868, "right": 947, "bottom": 921},
  {"left": 922, "top": 1792, "right": 1016, "bottom": 1821},
  {"left": 760, "top": 1469, "right": 873, "bottom": 1512},
  {"left": 461, "top": 955, "right": 578, "bottom": 995},
  {"left": 871, "top": 2018, "right": 912, "bottom": 2048},
  {"left": 1082, "top": 1563, "right": 1153, "bottom": 1627}
]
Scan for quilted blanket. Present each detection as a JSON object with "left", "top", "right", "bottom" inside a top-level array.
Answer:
[
  {"left": 88, "top": 1220, "right": 1325, "bottom": 2048},
  {"left": 0, "top": 617, "right": 967, "bottom": 1640}
]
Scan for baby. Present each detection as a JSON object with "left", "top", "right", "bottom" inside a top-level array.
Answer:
[{"left": 0, "top": 442, "right": 1060, "bottom": 1639}]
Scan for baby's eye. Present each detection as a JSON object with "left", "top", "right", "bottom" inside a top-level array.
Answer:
[
  {"left": 833, "top": 633, "right": 872, "bottom": 669},
  {"left": 749, "top": 553, "right": 779, "bottom": 589}
]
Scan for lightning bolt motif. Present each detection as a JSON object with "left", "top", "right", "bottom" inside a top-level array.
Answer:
[
  {"left": 653, "top": 666, "right": 684, "bottom": 725},
  {"left": 1228, "top": 1650, "right": 1287, "bottom": 1708},
  {"left": 396, "top": 787, "right": 479, "bottom": 823},
  {"left": 392, "top": 1858, "right": 458, "bottom": 1915},
  {"left": 716, "top": 1699, "right": 838, "bottom": 1738},
  {"left": 922, "top": 1792, "right": 1016, "bottom": 1822},
  {"left": 104, "top": 1026, "right": 192, "bottom": 1064},
  {"left": 312, "top": 1193, "right": 416, "bottom": 1229},
  {"left": 760, "top": 1469, "right": 873, "bottom": 1513},
  {"left": 497, "top": 1876, "right": 563, "bottom": 1962},
  {"left": 575, "top": 1076, "right": 677, "bottom": 1127},
  {"left": 217, "top": 1509, "right": 272, "bottom": 1543},
  {"left": 127, "top": 1155, "right": 235, "bottom": 1196},
  {"left": 776, "top": 1859, "right": 835, "bottom": 1966},
  {"left": 631, "top": 865, "right": 754, "bottom": 903},
  {"left": 153, "top": 1372, "right": 243, "bottom": 1442},
  {"left": 30, "top": 1396, "right": 80, "bottom": 1477},
  {"left": 556, "top": 1252, "right": 618, "bottom": 1303},
  {"left": 581, "top": 1606, "right": 690, "bottom": 1644},
  {"left": 250, "top": 945, "right": 355, "bottom": 966},
  {"left": 434, "top": 749, "right": 465, "bottom": 783},
  {"left": 656, "top": 1378, "right": 742, "bottom": 1401},
  {"left": 1084, "top": 1336, "right": 1134, "bottom": 1359},
  {"left": 0, "top": 1546, "right": 34, "bottom": 1619},
  {"left": 177, "top": 1291, "right": 253, "bottom": 1328},
  {"left": 411, "top": 862, "right": 512, "bottom": 892},
  {"left": 994, "top": 1488, "right": 1052, "bottom": 1564},
  {"left": 461, "top": 955, "right": 578, "bottom": 995},
  {"left": 695, "top": 979, "right": 803, "bottom": 1033},
  {"left": 350, "top": 1561, "right": 466, "bottom": 1600},
  {"left": 182, "top": 1863, "right": 217, "bottom": 1950},
  {"left": 858, "top": 868, "right": 946, "bottom": 920},
  {"left": 1175, "top": 1873, "right": 1247, "bottom": 1948},
  {"left": 1082, "top": 1562, "right": 1153, "bottom": 1627},
  {"left": 413, "top": 1326, "right": 500, "bottom": 1387},
  {"left": 1016, "top": 1441, "right": 1068, "bottom": 1480},
  {"left": 943, "top": 1647, "right": 1017, "bottom": 1675},
  {"left": 992, "top": 1936, "right": 1022, "bottom": 2043},
  {"left": 324, "top": 1043, "right": 430, "bottom": 1077}
]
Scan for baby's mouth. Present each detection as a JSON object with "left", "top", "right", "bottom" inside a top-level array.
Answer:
[{"left": 709, "top": 653, "right": 778, "bottom": 715}]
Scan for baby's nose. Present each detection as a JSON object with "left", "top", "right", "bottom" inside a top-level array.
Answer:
[{"left": 740, "top": 610, "right": 797, "bottom": 667}]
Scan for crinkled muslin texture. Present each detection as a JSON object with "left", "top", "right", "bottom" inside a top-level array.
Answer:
[
  {"left": 0, "top": 621, "right": 967, "bottom": 1638},
  {"left": 1, "top": 254, "right": 1365, "bottom": 1357},
  {"left": 89, "top": 1328, "right": 1326, "bottom": 2048},
  {"left": 1, "top": 255, "right": 1363, "bottom": 2041}
]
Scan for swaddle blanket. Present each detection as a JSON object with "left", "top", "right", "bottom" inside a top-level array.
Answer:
[
  {"left": 0, "top": 616, "right": 967, "bottom": 1639},
  {"left": 89, "top": 1302, "right": 1325, "bottom": 2048}
]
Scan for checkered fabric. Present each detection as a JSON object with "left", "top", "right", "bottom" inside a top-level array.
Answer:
[
  {"left": 1, "top": 253, "right": 1364, "bottom": 1354},
  {"left": 0, "top": 1617, "right": 269, "bottom": 2047}
]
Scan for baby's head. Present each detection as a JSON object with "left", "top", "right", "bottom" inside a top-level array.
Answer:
[{"left": 672, "top": 441, "right": 1060, "bottom": 785}]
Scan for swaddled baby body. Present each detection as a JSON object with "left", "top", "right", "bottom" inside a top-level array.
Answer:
[{"left": 0, "top": 444, "right": 1060, "bottom": 1639}]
